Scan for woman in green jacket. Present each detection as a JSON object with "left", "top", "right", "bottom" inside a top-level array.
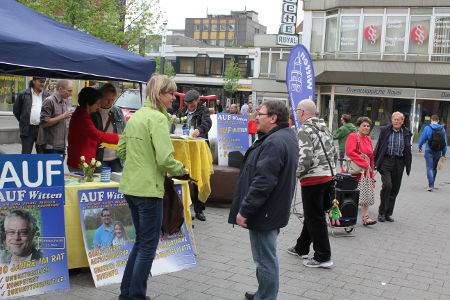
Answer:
[
  {"left": 117, "top": 75, "right": 185, "bottom": 300},
  {"left": 333, "top": 114, "right": 357, "bottom": 168}
]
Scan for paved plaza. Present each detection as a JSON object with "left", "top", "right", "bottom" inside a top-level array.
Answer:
[{"left": 1, "top": 143, "right": 450, "bottom": 299}]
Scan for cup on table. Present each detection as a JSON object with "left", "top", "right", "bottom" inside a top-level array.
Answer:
[{"left": 100, "top": 167, "right": 111, "bottom": 182}]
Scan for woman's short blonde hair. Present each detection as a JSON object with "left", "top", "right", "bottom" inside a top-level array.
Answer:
[{"left": 146, "top": 75, "right": 177, "bottom": 112}]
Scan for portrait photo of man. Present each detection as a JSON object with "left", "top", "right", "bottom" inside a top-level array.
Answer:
[{"left": 1, "top": 210, "right": 42, "bottom": 264}]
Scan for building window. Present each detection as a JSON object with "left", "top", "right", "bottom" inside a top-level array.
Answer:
[
  {"left": 196, "top": 55, "right": 209, "bottom": 76},
  {"left": 228, "top": 24, "right": 235, "bottom": 31},
  {"left": 220, "top": 24, "right": 227, "bottom": 31},
  {"left": 211, "top": 24, "right": 218, "bottom": 31},
  {"left": 210, "top": 39, "right": 217, "bottom": 46},
  {"left": 339, "top": 16, "right": 360, "bottom": 52},
  {"left": 226, "top": 39, "right": 234, "bottom": 46},
  {"left": 384, "top": 16, "right": 407, "bottom": 58},
  {"left": 210, "top": 59, "right": 223, "bottom": 75},
  {"left": 218, "top": 40, "right": 225, "bottom": 46},
  {"left": 178, "top": 58, "right": 195, "bottom": 74},
  {"left": 195, "top": 24, "right": 200, "bottom": 31},
  {"left": 325, "top": 17, "right": 337, "bottom": 54},
  {"left": 260, "top": 52, "right": 269, "bottom": 77},
  {"left": 203, "top": 24, "right": 209, "bottom": 31},
  {"left": 361, "top": 16, "right": 383, "bottom": 59},
  {"left": 311, "top": 17, "right": 324, "bottom": 57},
  {"left": 408, "top": 16, "right": 431, "bottom": 61}
]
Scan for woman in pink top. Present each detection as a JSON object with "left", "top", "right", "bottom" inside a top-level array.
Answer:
[{"left": 345, "top": 117, "right": 376, "bottom": 226}]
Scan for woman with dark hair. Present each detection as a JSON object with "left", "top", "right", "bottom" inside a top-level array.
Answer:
[
  {"left": 67, "top": 87, "right": 119, "bottom": 171},
  {"left": 345, "top": 116, "right": 376, "bottom": 226}
]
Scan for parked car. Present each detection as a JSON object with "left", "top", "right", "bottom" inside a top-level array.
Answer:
[{"left": 115, "top": 89, "right": 141, "bottom": 121}]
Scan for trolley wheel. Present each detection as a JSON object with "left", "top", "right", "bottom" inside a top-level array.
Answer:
[{"left": 344, "top": 227, "right": 354, "bottom": 233}]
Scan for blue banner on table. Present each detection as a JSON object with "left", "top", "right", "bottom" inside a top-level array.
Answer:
[
  {"left": 286, "top": 44, "right": 316, "bottom": 129},
  {"left": 217, "top": 113, "right": 249, "bottom": 166},
  {"left": 78, "top": 187, "right": 197, "bottom": 287},
  {"left": 0, "top": 154, "right": 69, "bottom": 299}
]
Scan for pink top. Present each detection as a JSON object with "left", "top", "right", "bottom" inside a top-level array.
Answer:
[{"left": 345, "top": 132, "right": 374, "bottom": 181}]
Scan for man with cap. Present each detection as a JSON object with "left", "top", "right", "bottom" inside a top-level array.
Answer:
[
  {"left": 176, "top": 89, "right": 212, "bottom": 221},
  {"left": 13, "top": 77, "right": 50, "bottom": 154}
]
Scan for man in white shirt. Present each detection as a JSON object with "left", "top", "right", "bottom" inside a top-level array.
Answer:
[{"left": 13, "top": 77, "right": 50, "bottom": 154}]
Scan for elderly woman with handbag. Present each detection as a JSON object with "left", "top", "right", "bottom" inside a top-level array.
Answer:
[{"left": 345, "top": 117, "right": 377, "bottom": 226}]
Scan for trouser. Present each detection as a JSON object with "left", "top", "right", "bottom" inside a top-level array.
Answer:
[
  {"left": 378, "top": 157, "right": 405, "bottom": 217},
  {"left": 119, "top": 195, "right": 163, "bottom": 300},
  {"left": 190, "top": 182, "right": 205, "bottom": 213},
  {"left": 249, "top": 228, "right": 280, "bottom": 300},
  {"left": 102, "top": 158, "right": 123, "bottom": 172},
  {"left": 424, "top": 150, "right": 441, "bottom": 188},
  {"left": 20, "top": 125, "right": 43, "bottom": 154},
  {"left": 295, "top": 181, "right": 332, "bottom": 262}
]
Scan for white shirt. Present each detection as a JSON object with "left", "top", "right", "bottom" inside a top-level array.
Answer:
[
  {"left": 99, "top": 108, "right": 117, "bottom": 161},
  {"left": 29, "top": 88, "right": 43, "bottom": 125}
]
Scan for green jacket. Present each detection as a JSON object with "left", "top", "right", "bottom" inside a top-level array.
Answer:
[
  {"left": 333, "top": 123, "right": 357, "bottom": 152},
  {"left": 117, "top": 100, "right": 184, "bottom": 198}
]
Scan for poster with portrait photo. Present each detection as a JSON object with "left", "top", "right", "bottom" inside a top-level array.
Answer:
[
  {"left": 78, "top": 187, "right": 197, "bottom": 288},
  {"left": 0, "top": 154, "right": 69, "bottom": 299}
]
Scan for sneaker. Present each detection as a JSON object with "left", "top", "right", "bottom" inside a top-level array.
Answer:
[
  {"left": 303, "top": 258, "right": 333, "bottom": 268},
  {"left": 287, "top": 247, "right": 309, "bottom": 259},
  {"left": 427, "top": 187, "right": 433, "bottom": 192}
]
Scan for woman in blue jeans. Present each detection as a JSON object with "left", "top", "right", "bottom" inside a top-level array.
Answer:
[{"left": 117, "top": 75, "right": 186, "bottom": 300}]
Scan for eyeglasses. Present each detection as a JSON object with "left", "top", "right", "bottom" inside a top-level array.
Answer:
[
  {"left": 6, "top": 230, "right": 30, "bottom": 237},
  {"left": 295, "top": 108, "right": 304, "bottom": 112},
  {"left": 257, "top": 113, "right": 269, "bottom": 117}
]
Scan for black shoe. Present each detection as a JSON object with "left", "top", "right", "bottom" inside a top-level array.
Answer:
[
  {"left": 378, "top": 215, "right": 385, "bottom": 222},
  {"left": 385, "top": 216, "right": 394, "bottom": 222},
  {"left": 195, "top": 212, "right": 206, "bottom": 221},
  {"left": 245, "top": 292, "right": 255, "bottom": 300}
]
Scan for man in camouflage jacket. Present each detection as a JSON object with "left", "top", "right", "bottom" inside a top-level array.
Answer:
[{"left": 287, "top": 99, "right": 337, "bottom": 269}]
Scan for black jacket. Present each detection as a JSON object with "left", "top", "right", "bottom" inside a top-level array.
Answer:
[
  {"left": 374, "top": 124, "right": 412, "bottom": 175},
  {"left": 228, "top": 126, "right": 299, "bottom": 231},
  {"left": 176, "top": 103, "right": 212, "bottom": 139},
  {"left": 13, "top": 88, "right": 50, "bottom": 137}
]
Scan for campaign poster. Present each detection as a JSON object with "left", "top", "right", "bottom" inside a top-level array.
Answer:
[
  {"left": 217, "top": 113, "right": 249, "bottom": 166},
  {"left": 286, "top": 44, "right": 315, "bottom": 129},
  {"left": 78, "top": 187, "right": 197, "bottom": 287},
  {"left": 0, "top": 154, "right": 69, "bottom": 299}
]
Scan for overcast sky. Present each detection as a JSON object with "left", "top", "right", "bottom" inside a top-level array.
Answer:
[{"left": 159, "top": 0, "right": 304, "bottom": 34}]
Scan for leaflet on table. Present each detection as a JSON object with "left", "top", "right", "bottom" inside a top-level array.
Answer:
[
  {"left": 0, "top": 155, "right": 69, "bottom": 299},
  {"left": 77, "top": 187, "right": 197, "bottom": 287},
  {"left": 217, "top": 113, "right": 250, "bottom": 166}
]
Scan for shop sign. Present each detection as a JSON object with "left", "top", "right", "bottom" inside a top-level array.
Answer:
[
  {"left": 278, "top": 0, "right": 298, "bottom": 46},
  {"left": 416, "top": 89, "right": 450, "bottom": 101},
  {"left": 364, "top": 25, "right": 381, "bottom": 44},
  {"left": 411, "top": 25, "right": 429, "bottom": 45},
  {"left": 335, "top": 86, "right": 415, "bottom": 98},
  {"left": 277, "top": 34, "right": 299, "bottom": 46}
]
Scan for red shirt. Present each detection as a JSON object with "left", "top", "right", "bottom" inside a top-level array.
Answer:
[
  {"left": 300, "top": 176, "right": 333, "bottom": 186},
  {"left": 345, "top": 132, "right": 374, "bottom": 181},
  {"left": 67, "top": 107, "right": 119, "bottom": 168},
  {"left": 248, "top": 120, "right": 257, "bottom": 134}
]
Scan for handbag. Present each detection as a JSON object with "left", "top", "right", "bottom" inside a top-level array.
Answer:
[
  {"left": 358, "top": 171, "right": 375, "bottom": 207},
  {"left": 162, "top": 176, "right": 185, "bottom": 235},
  {"left": 345, "top": 135, "right": 370, "bottom": 174}
]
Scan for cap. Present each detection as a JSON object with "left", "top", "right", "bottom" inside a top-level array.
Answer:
[
  {"left": 184, "top": 90, "right": 200, "bottom": 102},
  {"left": 33, "top": 77, "right": 47, "bottom": 82}
]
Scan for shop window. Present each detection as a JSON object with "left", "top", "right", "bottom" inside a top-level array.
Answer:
[
  {"left": 210, "top": 59, "right": 223, "bottom": 75},
  {"left": 340, "top": 16, "right": 360, "bottom": 52},
  {"left": 178, "top": 58, "right": 195, "bottom": 74},
  {"left": 196, "top": 55, "right": 209, "bottom": 76},
  {"left": 414, "top": 100, "right": 450, "bottom": 143},
  {"left": 325, "top": 17, "right": 337, "bottom": 53},
  {"left": 311, "top": 18, "right": 324, "bottom": 57},
  {"left": 361, "top": 16, "right": 382, "bottom": 59},
  {"left": 408, "top": 16, "right": 431, "bottom": 60},
  {"left": 384, "top": 16, "right": 407, "bottom": 55}
]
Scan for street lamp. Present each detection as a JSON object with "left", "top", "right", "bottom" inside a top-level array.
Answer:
[{"left": 160, "top": 21, "right": 167, "bottom": 74}]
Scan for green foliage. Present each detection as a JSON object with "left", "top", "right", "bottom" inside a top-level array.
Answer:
[
  {"left": 154, "top": 57, "right": 176, "bottom": 78},
  {"left": 223, "top": 59, "right": 241, "bottom": 96},
  {"left": 17, "top": 0, "right": 163, "bottom": 53}
]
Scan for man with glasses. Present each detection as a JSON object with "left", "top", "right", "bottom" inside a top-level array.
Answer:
[
  {"left": 1, "top": 210, "right": 41, "bottom": 264},
  {"left": 39, "top": 79, "right": 74, "bottom": 155},
  {"left": 229, "top": 101, "right": 299, "bottom": 300},
  {"left": 93, "top": 208, "right": 114, "bottom": 250},
  {"left": 13, "top": 77, "right": 50, "bottom": 154}
]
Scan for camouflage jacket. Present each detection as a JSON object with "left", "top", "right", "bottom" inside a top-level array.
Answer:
[{"left": 297, "top": 118, "right": 338, "bottom": 179}]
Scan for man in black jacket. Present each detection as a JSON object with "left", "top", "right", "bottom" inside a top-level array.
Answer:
[
  {"left": 374, "top": 112, "right": 412, "bottom": 222},
  {"left": 176, "top": 90, "right": 212, "bottom": 221},
  {"left": 13, "top": 77, "right": 50, "bottom": 154},
  {"left": 228, "top": 101, "right": 299, "bottom": 300}
]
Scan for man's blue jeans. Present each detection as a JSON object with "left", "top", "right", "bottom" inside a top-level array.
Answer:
[
  {"left": 119, "top": 195, "right": 163, "bottom": 300},
  {"left": 425, "top": 150, "right": 441, "bottom": 188},
  {"left": 249, "top": 228, "right": 280, "bottom": 300}
]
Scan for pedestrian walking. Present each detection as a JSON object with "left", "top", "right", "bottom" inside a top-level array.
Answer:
[
  {"left": 374, "top": 112, "right": 412, "bottom": 222},
  {"left": 418, "top": 114, "right": 447, "bottom": 191},
  {"left": 333, "top": 114, "right": 357, "bottom": 168}
]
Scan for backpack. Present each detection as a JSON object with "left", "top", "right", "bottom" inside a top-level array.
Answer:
[{"left": 428, "top": 126, "right": 446, "bottom": 151}]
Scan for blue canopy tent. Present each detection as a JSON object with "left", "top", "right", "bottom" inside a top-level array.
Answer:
[{"left": 0, "top": 0, "right": 155, "bottom": 83}]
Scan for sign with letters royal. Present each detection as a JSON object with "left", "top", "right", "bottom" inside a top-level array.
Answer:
[
  {"left": 286, "top": 44, "right": 315, "bottom": 129},
  {"left": 0, "top": 154, "right": 69, "bottom": 299},
  {"left": 278, "top": 0, "right": 299, "bottom": 46}
]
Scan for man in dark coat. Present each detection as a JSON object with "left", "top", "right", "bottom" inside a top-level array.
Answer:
[
  {"left": 228, "top": 101, "right": 299, "bottom": 300},
  {"left": 374, "top": 111, "right": 412, "bottom": 222},
  {"left": 13, "top": 77, "right": 50, "bottom": 154},
  {"left": 176, "top": 90, "right": 212, "bottom": 221}
]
